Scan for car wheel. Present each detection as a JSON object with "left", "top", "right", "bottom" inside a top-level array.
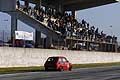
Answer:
[
  {"left": 45, "top": 68, "right": 48, "bottom": 71},
  {"left": 69, "top": 67, "right": 72, "bottom": 71}
]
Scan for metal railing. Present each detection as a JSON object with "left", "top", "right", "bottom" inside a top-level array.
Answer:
[{"left": 0, "top": 30, "right": 119, "bottom": 52}]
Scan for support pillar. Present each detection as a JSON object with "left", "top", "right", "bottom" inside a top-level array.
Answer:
[
  {"left": 58, "top": 4, "right": 62, "bottom": 13},
  {"left": 0, "top": 0, "right": 16, "bottom": 11},
  {"left": 115, "top": 43, "right": 118, "bottom": 52},
  {"left": 35, "top": 30, "right": 41, "bottom": 48},
  {"left": 56, "top": 2, "right": 64, "bottom": 14},
  {"left": 72, "top": 10, "right": 75, "bottom": 18},
  {"left": 39, "top": 0, "right": 42, "bottom": 8},
  {"left": 45, "top": 36, "right": 53, "bottom": 48},
  {"left": 11, "top": 12, "right": 17, "bottom": 46}
]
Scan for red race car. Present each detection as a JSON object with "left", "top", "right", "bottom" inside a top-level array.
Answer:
[{"left": 44, "top": 56, "right": 72, "bottom": 71}]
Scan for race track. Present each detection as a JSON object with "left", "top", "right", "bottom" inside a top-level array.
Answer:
[{"left": 0, "top": 66, "right": 120, "bottom": 80}]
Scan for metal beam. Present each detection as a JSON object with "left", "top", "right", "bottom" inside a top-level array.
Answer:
[
  {"left": 21, "top": 0, "right": 118, "bottom": 11},
  {"left": 64, "top": 0, "right": 117, "bottom": 11}
]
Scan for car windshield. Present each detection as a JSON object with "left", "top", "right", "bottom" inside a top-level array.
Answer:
[{"left": 47, "top": 57, "right": 58, "bottom": 62}]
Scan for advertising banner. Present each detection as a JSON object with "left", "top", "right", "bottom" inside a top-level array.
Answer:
[{"left": 15, "top": 31, "right": 33, "bottom": 40}]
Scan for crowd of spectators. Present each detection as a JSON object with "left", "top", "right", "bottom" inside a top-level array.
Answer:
[{"left": 16, "top": 0, "right": 117, "bottom": 44}]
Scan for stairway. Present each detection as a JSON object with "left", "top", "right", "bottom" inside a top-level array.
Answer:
[
  {"left": 6, "top": 9, "right": 64, "bottom": 48},
  {"left": 16, "top": 9, "right": 62, "bottom": 40}
]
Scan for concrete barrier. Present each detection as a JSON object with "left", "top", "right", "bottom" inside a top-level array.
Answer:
[{"left": 0, "top": 47, "right": 120, "bottom": 67}]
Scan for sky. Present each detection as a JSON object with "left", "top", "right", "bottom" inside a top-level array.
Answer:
[
  {"left": 76, "top": 2, "right": 120, "bottom": 41},
  {"left": 0, "top": 2, "right": 120, "bottom": 42}
]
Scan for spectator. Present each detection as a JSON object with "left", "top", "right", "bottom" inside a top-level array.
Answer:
[
  {"left": 24, "top": 0, "right": 29, "bottom": 13},
  {"left": 81, "top": 19, "right": 86, "bottom": 28},
  {"left": 16, "top": 1, "right": 117, "bottom": 45},
  {"left": 17, "top": 0, "right": 20, "bottom": 9},
  {"left": 95, "top": 28, "right": 99, "bottom": 40}
]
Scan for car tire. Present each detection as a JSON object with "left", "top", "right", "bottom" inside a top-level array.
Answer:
[
  {"left": 69, "top": 67, "right": 72, "bottom": 71},
  {"left": 45, "top": 68, "right": 48, "bottom": 71}
]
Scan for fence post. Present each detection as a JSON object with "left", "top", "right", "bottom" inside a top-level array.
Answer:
[
  {"left": 3, "top": 30, "right": 4, "bottom": 46},
  {"left": 115, "top": 43, "right": 118, "bottom": 53}
]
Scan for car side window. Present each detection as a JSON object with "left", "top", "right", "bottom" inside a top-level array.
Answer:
[
  {"left": 58, "top": 58, "right": 62, "bottom": 62},
  {"left": 62, "top": 57, "right": 68, "bottom": 62},
  {"left": 47, "top": 58, "right": 54, "bottom": 62}
]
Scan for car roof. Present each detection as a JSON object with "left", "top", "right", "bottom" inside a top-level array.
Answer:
[{"left": 49, "top": 56, "right": 66, "bottom": 58}]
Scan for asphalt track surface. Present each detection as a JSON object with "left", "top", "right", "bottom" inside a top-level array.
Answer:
[{"left": 1, "top": 66, "right": 120, "bottom": 80}]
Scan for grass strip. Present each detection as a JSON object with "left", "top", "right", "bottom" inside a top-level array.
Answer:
[
  {"left": 72, "top": 62, "right": 120, "bottom": 68},
  {"left": 0, "top": 66, "right": 44, "bottom": 74},
  {"left": 0, "top": 62, "right": 120, "bottom": 74}
]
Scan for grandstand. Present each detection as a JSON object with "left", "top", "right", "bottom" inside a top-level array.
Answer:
[{"left": 0, "top": 0, "right": 119, "bottom": 52}]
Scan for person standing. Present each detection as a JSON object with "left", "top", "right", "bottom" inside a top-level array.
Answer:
[
  {"left": 17, "top": 0, "right": 20, "bottom": 9},
  {"left": 24, "top": 0, "right": 29, "bottom": 13}
]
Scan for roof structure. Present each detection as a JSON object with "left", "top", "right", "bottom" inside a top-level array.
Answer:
[
  {"left": 23, "top": 0, "right": 118, "bottom": 11},
  {"left": 63, "top": 0, "right": 118, "bottom": 10}
]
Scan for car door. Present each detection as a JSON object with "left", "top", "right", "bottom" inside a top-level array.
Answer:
[
  {"left": 62, "top": 57, "right": 69, "bottom": 70},
  {"left": 58, "top": 58, "right": 64, "bottom": 69}
]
